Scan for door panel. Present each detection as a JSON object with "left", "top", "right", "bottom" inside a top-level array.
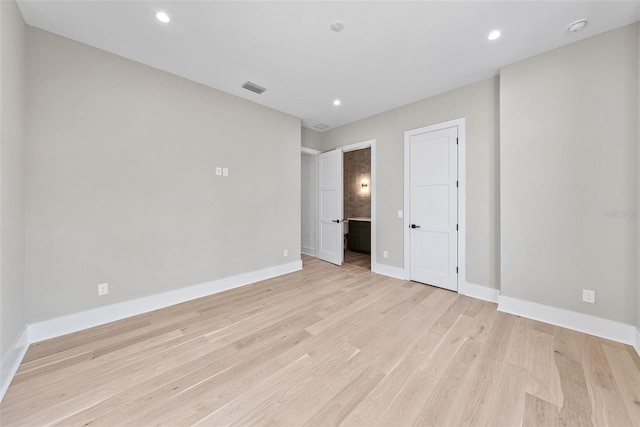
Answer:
[
  {"left": 417, "top": 231, "right": 449, "bottom": 275},
  {"left": 418, "top": 185, "right": 449, "bottom": 228},
  {"left": 317, "top": 149, "right": 343, "bottom": 265},
  {"left": 409, "top": 126, "right": 458, "bottom": 291}
]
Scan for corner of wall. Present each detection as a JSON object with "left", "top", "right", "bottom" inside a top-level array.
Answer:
[
  {"left": 0, "top": 326, "right": 28, "bottom": 401},
  {"left": 0, "top": 0, "right": 28, "bottom": 401}
]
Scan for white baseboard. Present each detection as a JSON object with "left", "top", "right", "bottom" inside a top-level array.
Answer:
[
  {"left": 372, "top": 262, "right": 409, "bottom": 280},
  {"left": 1, "top": 326, "right": 29, "bottom": 401},
  {"left": 498, "top": 295, "right": 636, "bottom": 346},
  {"left": 29, "top": 260, "right": 302, "bottom": 344},
  {"left": 460, "top": 281, "right": 500, "bottom": 303},
  {"left": 301, "top": 246, "right": 316, "bottom": 257},
  {"left": 634, "top": 327, "right": 640, "bottom": 358}
]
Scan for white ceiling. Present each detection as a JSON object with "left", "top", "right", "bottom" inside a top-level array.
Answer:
[{"left": 17, "top": 1, "right": 640, "bottom": 131}]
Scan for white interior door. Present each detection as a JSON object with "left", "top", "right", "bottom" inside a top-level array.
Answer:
[
  {"left": 317, "top": 149, "right": 343, "bottom": 265},
  {"left": 409, "top": 126, "right": 458, "bottom": 291}
]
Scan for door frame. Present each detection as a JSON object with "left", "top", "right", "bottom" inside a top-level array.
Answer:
[
  {"left": 403, "top": 119, "right": 465, "bottom": 289},
  {"left": 330, "top": 139, "right": 377, "bottom": 272}
]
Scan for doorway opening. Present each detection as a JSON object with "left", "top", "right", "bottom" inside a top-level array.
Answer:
[
  {"left": 343, "top": 147, "right": 371, "bottom": 269},
  {"left": 301, "top": 139, "right": 376, "bottom": 270}
]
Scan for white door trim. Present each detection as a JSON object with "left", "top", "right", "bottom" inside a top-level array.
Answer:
[
  {"left": 325, "top": 139, "right": 377, "bottom": 272},
  {"left": 404, "top": 119, "right": 465, "bottom": 289}
]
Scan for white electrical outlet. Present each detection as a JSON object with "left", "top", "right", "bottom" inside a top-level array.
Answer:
[
  {"left": 98, "top": 283, "right": 109, "bottom": 296},
  {"left": 223, "top": 167, "right": 229, "bottom": 177},
  {"left": 283, "top": 249, "right": 288, "bottom": 257},
  {"left": 383, "top": 251, "right": 388, "bottom": 259},
  {"left": 582, "top": 289, "right": 595, "bottom": 304},
  {"left": 216, "top": 167, "right": 222, "bottom": 176}
]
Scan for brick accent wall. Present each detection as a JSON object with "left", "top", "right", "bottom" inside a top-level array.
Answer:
[{"left": 343, "top": 148, "right": 371, "bottom": 219}]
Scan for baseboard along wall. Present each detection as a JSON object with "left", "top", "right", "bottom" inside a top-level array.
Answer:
[{"left": 0, "top": 260, "right": 302, "bottom": 401}]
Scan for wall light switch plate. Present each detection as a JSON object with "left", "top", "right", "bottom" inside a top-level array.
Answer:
[
  {"left": 216, "top": 167, "right": 222, "bottom": 176},
  {"left": 397, "top": 210, "right": 403, "bottom": 218},
  {"left": 383, "top": 251, "right": 388, "bottom": 259},
  {"left": 283, "top": 249, "right": 288, "bottom": 257},
  {"left": 223, "top": 168, "right": 229, "bottom": 177}
]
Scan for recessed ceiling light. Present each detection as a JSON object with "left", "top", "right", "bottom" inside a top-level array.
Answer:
[
  {"left": 156, "top": 11, "right": 170, "bottom": 23},
  {"left": 567, "top": 19, "right": 588, "bottom": 33},
  {"left": 330, "top": 21, "right": 344, "bottom": 32},
  {"left": 488, "top": 30, "right": 501, "bottom": 41},
  {"left": 333, "top": 99, "right": 341, "bottom": 106}
]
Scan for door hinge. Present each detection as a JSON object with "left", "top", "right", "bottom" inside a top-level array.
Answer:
[
  {"left": 456, "top": 267, "right": 459, "bottom": 274},
  {"left": 456, "top": 181, "right": 459, "bottom": 188},
  {"left": 456, "top": 138, "right": 459, "bottom": 145},
  {"left": 456, "top": 224, "right": 458, "bottom": 231}
]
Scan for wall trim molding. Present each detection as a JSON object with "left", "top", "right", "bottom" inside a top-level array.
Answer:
[
  {"left": 460, "top": 281, "right": 500, "bottom": 303},
  {"left": 373, "top": 263, "right": 409, "bottom": 281},
  {"left": 634, "top": 327, "right": 640, "bottom": 358},
  {"left": 498, "top": 295, "right": 636, "bottom": 346},
  {"left": 1, "top": 326, "right": 29, "bottom": 401},
  {"left": 29, "top": 260, "right": 302, "bottom": 344}
]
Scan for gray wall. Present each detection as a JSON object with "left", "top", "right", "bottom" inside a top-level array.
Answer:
[
  {"left": 500, "top": 23, "right": 638, "bottom": 324},
  {"left": 301, "top": 152, "right": 316, "bottom": 255},
  {"left": 638, "top": 26, "right": 640, "bottom": 336},
  {"left": 302, "top": 127, "right": 323, "bottom": 151},
  {"left": 26, "top": 28, "right": 301, "bottom": 323},
  {"left": 0, "top": 0, "right": 27, "bottom": 363},
  {"left": 321, "top": 78, "right": 500, "bottom": 290}
]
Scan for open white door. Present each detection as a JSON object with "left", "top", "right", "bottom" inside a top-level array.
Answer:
[
  {"left": 408, "top": 126, "right": 458, "bottom": 291},
  {"left": 317, "top": 149, "right": 343, "bottom": 266}
]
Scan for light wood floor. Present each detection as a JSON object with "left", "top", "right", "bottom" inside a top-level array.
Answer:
[
  {"left": 2, "top": 256, "right": 639, "bottom": 426},
  {"left": 343, "top": 249, "right": 371, "bottom": 269}
]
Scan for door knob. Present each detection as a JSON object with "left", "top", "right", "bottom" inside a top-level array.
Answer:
[
  {"left": 332, "top": 219, "right": 340, "bottom": 223},
  {"left": 411, "top": 224, "right": 420, "bottom": 229}
]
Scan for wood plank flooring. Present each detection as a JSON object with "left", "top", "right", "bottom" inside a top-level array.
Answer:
[
  {"left": 343, "top": 249, "right": 370, "bottom": 269},
  {"left": 2, "top": 255, "right": 639, "bottom": 426}
]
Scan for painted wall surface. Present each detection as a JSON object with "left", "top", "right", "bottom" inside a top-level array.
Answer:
[
  {"left": 321, "top": 78, "right": 500, "bottom": 290},
  {"left": 0, "top": 0, "right": 26, "bottom": 363},
  {"left": 301, "top": 152, "right": 316, "bottom": 255},
  {"left": 26, "top": 28, "right": 301, "bottom": 323},
  {"left": 302, "top": 127, "right": 323, "bottom": 151},
  {"left": 343, "top": 148, "right": 371, "bottom": 220},
  {"left": 501, "top": 23, "right": 638, "bottom": 324}
]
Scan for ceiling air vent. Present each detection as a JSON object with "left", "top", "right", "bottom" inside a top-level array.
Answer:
[
  {"left": 242, "top": 81, "right": 266, "bottom": 94},
  {"left": 313, "top": 123, "right": 330, "bottom": 130}
]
